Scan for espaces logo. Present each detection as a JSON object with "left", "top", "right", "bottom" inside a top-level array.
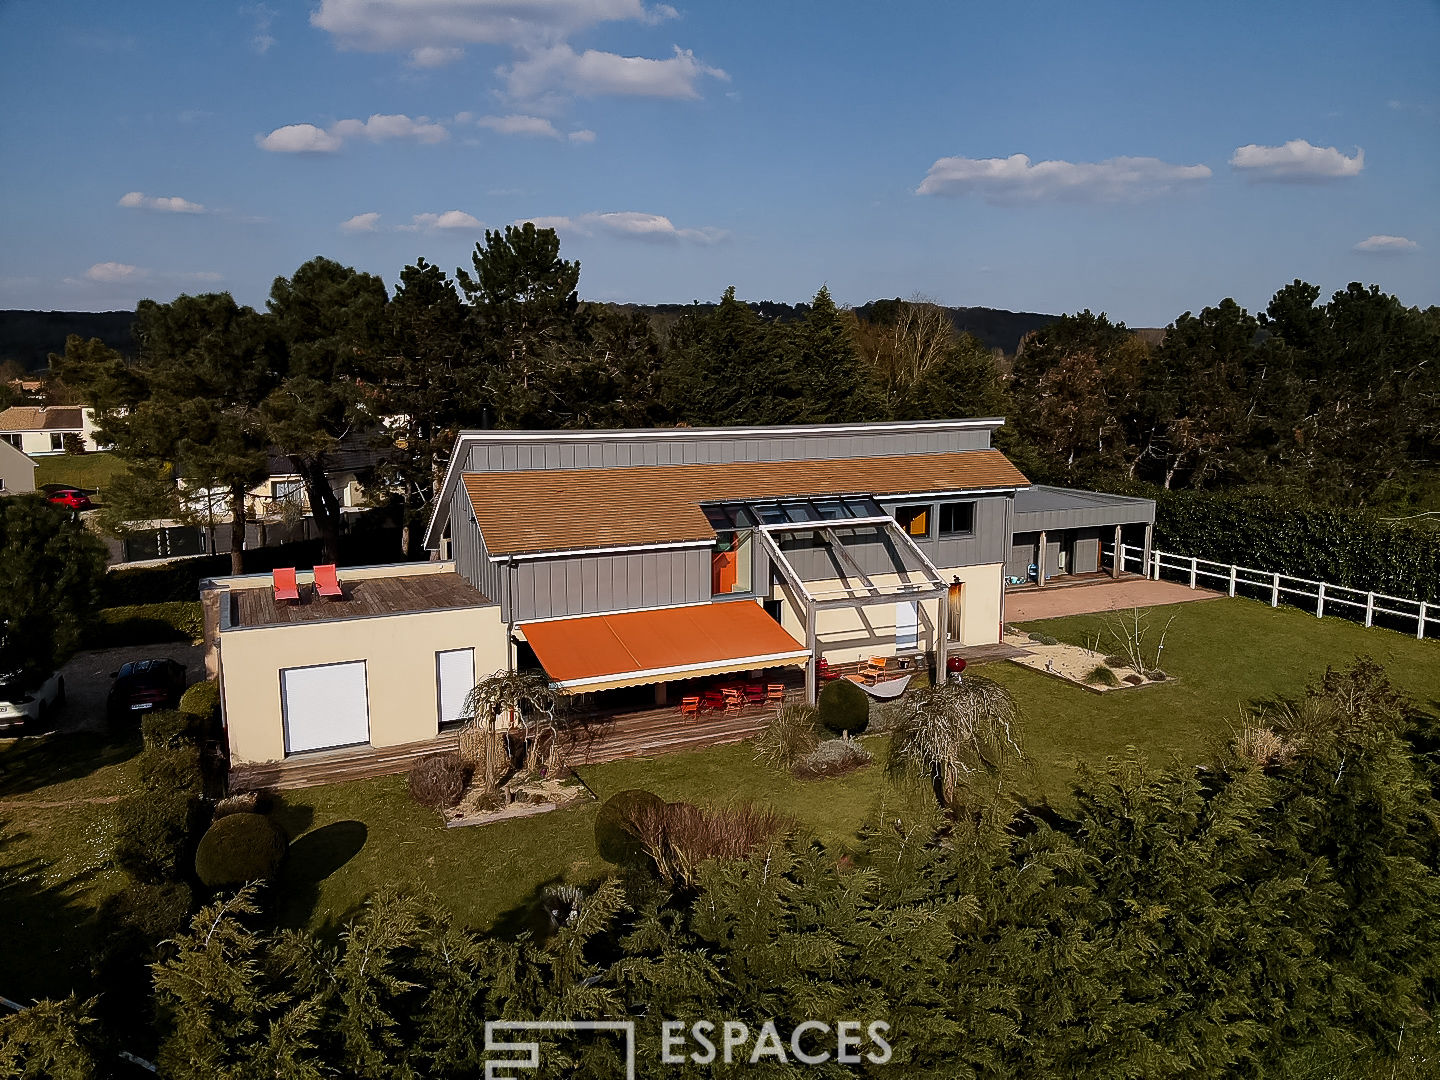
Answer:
[{"left": 662, "top": 1019, "right": 893, "bottom": 1067}]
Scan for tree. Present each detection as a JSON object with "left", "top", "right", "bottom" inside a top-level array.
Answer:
[
  {"left": 457, "top": 223, "right": 588, "bottom": 429},
  {"left": 370, "top": 258, "right": 472, "bottom": 556},
  {"left": 54, "top": 293, "right": 276, "bottom": 574},
  {"left": 264, "top": 257, "right": 389, "bottom": 564},
  {"left": 461, "top": 669, "right": 569, "bottom": 786},
  {"left": 0, "top": 995, "right": 103, "bottom": 1080},
  {"left": 889, "top": 676, "right": 1024, "bottom": 806},
  {"left": 788, "top": 285, "right": 875, "bottom": 423},
  {"left": 0, "top": 496, "right": 105, "bottom": 687},
  {"left": 660, "top": 287, "right": 792, "bottom": 424}
]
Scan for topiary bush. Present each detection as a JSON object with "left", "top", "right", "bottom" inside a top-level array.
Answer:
[
  {"left": 792, "top": 738, "right": 873, "bottom": 780},
  {"left": 408, "top": 753, "right": 468, "bottom": 809},
  {"left": 594, "top": 788, "right": 666, "bottom": 866},
  {"left": 193, "top": 812, "right": 288, "bottom": 887},
  {"left": 212, "top": 791, "right": 264, "bottom": 819},
  {"left": 816, "top": 677, "right": 869, "bottom": 736}
]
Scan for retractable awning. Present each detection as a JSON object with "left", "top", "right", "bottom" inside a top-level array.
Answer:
[{"left": 520, "top": 602, "right": 810, "bottom": 693}]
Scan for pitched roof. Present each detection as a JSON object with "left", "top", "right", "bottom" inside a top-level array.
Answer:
[
  {"left": 0, "top": 406, "right": 85, "bottom": 432},
  {"left": 463, "top": 449, "right": 1029, "bottom": 556}
]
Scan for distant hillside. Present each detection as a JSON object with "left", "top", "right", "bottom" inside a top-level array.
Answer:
[{"left": 0, "top": 311, "right": 135, "bottom": 371}]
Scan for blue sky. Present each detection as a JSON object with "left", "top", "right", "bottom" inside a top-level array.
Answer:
[{"left": 1, "top": 0, "right": 1436, "bottom": 325}]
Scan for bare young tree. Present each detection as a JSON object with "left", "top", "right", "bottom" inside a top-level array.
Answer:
[{"left": 1104, "top": 607, "right": 1175, "bottom": 676}]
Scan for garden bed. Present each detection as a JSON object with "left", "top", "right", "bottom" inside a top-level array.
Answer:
[
  {"left": 1001, "top": 629, "right": 1170, "bottom": 692},
  {"left": 442, "top": 775, "right": 591, "bottom": 828}
]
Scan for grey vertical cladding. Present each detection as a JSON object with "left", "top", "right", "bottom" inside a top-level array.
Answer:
[
  {"left": 1008, "top": 534, "right": 1040, "bottom": 578},
  {"left": 508, "top": 547, "right": 712, "bottom": 622},
  {"left": 461, "top": 427, "right": 995, "bottom": 476},
  {"left": 880, "top": 494, "right": 1011, "bottom": 569}
]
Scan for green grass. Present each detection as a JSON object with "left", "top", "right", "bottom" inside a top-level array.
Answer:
[
  {"left": 32, "top": 450, "right": 127, "bottom": 492},
  {"left": 0, "top": 733, "right": 144, "bottom": 1000},
  {"left": 996, "top": 595, "right": 1440, "bottom": 799},
  {"left": 269, "top": 738, "right": 902, "bottom": 935}
]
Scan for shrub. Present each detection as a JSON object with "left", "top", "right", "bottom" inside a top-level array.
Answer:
[
  {"left": 626, "top": 800, "right": 792, "bottom": 886},
  {"left": 97, "top": 878, "right": 194, "bottom": 942},
  {"left": 754, "top": 703, "right": 820, "bottom": 769},
  {"left": 1103, "top": 653, "right": 1131, "bottom": 668},
  {"left": 86, "top": 602, "right": 204, "bottom": 648},
  {"left": 792, "top": 738, "right": 873, "bottom": 780},
  {"left": 179, "top": 679, "right": 220, "bottom": 725},
  {"left": 141, "top": 708, "right": 198, "bottom": 751},
  {"left": 595, "top": 788, "right": 666, "bottom": 866},
  {"left": 408, "top": 753, "right": 468, "bottom": 809},
  {"left": 139, "top": 744, "right": 203, "bottom": 796},
  {"left": 1083, "top": 665, "right": 1122, "bottom": 688},
  {"left": 193, "top": 813, "right": 288, "bottom": 887},
  {"left": 1146, "top": 670, "right": 1169, "bottom": 682},
  {"left": 1028, "top": 633, "right": 1059, "bottom": 646},
  {"left": 817, "top": 678, "right": 870, "bottom": 736}
]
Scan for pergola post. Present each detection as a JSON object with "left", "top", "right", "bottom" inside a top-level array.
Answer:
[
  {"left": 936, "top": 588, "right": 950, "bottom": 685},
  {"left": 1112, "top": 525, "right": 1122, "bottom": 578},
  {"left": 1036, "top": 530, "right": 1047, "bottom": 587},
  {"left": 1141, "top": 523, "right": 1153, "bottom": 579},
  {"left": 805, "top": 612, "right": 819, "bottom": 704}
]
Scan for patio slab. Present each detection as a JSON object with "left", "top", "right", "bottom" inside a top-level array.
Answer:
[{"left": 1005, "top": 578, "right": 1220, "bottom": 622}]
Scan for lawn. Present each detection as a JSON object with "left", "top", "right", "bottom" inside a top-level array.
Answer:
[
  {"left": 997, "top": 595, "right": 1440, "bottom": 799},
  {"left": 268, "top": 737, "right": 903, "bottom": 936},
  {"left": 32, "top": 450, "right": 127, "bottom": 493},
  {"left": 4, "top": 595, "right": 1438, "bottom": 997}
]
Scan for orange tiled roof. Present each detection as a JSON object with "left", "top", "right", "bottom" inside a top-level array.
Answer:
[
  {"left": 463, "top": 449, "right": 1028, "bottom": 556},
  {"left": 0, "top": 406, "right": 85, "bottom": 432}
]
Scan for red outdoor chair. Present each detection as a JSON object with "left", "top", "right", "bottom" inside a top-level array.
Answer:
[
  {"left": 680, "top": 696, "right": 701, "bottom": 722},
  {"left": 272, "top": 567, "right": 300, "bottom": 604},
  {"left": 313, "top": 563, "right": 344, "bottom": 600}
]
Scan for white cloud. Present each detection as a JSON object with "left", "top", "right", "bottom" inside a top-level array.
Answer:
[
  {"left": 916, "top": 153, "right": 1212, "bottom": 202},
  {"left": 1229, "top": 139, "right": 1363, "bottom": 180},
  {"left": 568, "top": 128, "right": 596, "bottom": 143},
  {"left": 513, "top": 211, "right": 725, "bottom": 243},
  {"left": 118, "top": 191, "right": 208, "bottom": 214},
  {"left": 475, "top": 113, "right": 561, "bottom": 137},
  {"left": 1354, "top": 234, "right": 1418, "bottom": 253},
  {"left": 241, "top": 4, "right": 277, "bottom": 54},
  {"left": 256, "top": 123, "right": 344, "bottom": 153},
  {"left": 402, "top": 210, "right": 484, "bottom": 232},
  {"left": 84, "top": 261, "right": 147, "bottom": 283},
  {"left": 503, "top": 44, "right": 727, "bottom": 100},
  {"left": 312, "top": 0, "right": 671, "bottom": 60},
  {"left": 410, "top": 45, "right": 463, "bottom": 67},
  {"left": 340, "top": 212, "right": 383, "bottom": 233},
  {"left": 257, "top": 113, "right": 448, "bottom": 152}
]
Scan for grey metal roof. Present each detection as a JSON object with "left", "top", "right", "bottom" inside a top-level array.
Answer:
[{"left": 1012, "top": 485, "right": 1155, "bottom": 530}]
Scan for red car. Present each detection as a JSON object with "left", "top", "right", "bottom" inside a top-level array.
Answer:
[{"left": 45, "top": 487, "right": 93, "bottom": 511}]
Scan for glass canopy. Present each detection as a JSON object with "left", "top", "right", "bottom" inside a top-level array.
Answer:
[{"left": 702, "top": 495, "right": 885, "bottom": 532}]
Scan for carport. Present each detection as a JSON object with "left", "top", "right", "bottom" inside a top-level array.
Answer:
[{"left": 1007, "top": 486, "right": 1156, "bottom": 587}]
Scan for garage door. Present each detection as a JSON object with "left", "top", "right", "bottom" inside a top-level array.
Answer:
[
  {"left": 436, "top": 648, "right": 475, "bottom": 726},
  {"left": 282, "top": 661, "right": 369, "bottom": 754}
]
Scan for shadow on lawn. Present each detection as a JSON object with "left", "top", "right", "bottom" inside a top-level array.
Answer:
[
  {"left": 0, "top": 731, "right": 142, "bottom": 798},
  {"left": 275, "top": 820, "right": 368, "bottom": 927}
]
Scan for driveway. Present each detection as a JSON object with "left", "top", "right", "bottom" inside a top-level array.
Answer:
[
  {"left": 54, "top": 642, "right": 206, "bottom": 734},
  {"left": 1005, "top": 577, "right": 1220, "bottom": 623}
]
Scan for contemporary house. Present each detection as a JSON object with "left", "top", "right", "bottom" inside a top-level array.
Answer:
[
  {"left": 0, "top": 438, "right": 37, "bottom": 495},
  {"left": 0, "top": 405, "right": 106, "bottom": 456},
  {"left": 204, "top": 419, "right": 1153, "bottom": 783}
]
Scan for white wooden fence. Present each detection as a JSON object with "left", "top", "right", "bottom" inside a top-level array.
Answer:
[{"left": 1109, "top": 544, "right": 1438, "bottom": 641}]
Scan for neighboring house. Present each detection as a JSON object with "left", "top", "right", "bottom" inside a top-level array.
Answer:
[
  {"left": 178, "top": 444, "right": 381, "bottom": 521},
  {"left": 0, "top": 438, "right": 37, "bottom": 494},
  {"left": 204, "top": 419, "right": 1154, "bottom": 780},
  {"left": 0, "top": 405, "right": 106, "bottom": 456}
]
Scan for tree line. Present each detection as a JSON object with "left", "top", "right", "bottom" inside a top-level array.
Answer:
[{"left": 54, "top": 224, "right": 1438, "bottom": 577}]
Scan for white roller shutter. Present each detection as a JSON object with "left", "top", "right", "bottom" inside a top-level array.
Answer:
[
  {"left": 436, "top": 648, "right": 475, "bottom": 726},
  {"left": 282, "top": 661, "right": 369, "bottom": 754}
]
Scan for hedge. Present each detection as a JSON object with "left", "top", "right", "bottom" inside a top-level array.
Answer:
[
  {"left": 179, "top": 679, "right": 220, "bottom": 725},
  {"left": 1147, "top": 488, "right": 1440, "bottom": 604},
  {"left": 817, "top": 678, "right": 870, "bottom": 736},
  {"left": 86, "top": 602, "right": 203, "bottom": 648}
]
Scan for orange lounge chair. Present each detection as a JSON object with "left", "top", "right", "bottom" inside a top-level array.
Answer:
[
  {"left": 313, "top": 563, "right": 344, "bottom": 600},
  {"left": 766, "top": 683, "right": 785, "bottom": 705},
  {"left": 680, "top": 696, "right": 701, "bottom": 721},
  {"left": 272, "top": 567, "right": 300, "bottom": 604}
]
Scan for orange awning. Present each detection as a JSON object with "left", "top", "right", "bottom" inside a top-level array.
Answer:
[{"left": 520, "top": 602, "right": 810, "bottom": 692}]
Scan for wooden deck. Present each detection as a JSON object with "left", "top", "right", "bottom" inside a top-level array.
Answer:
[{"left": 229, "top": 733, "right": 461, "bottom": 791}]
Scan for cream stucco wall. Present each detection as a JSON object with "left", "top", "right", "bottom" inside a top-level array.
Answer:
[
  {"left": 219, "top": 600, "right": 507, "bottom": 764},
  {"left": 770, "top": 562, "right": 1004, "bottom": 664}
]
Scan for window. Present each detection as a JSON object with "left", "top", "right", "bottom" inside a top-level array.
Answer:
[
  {"left": 939, "top": 501, "right": 976, "bottom": 537},
  {"left": 50, "top": 433, "right": 64, "bottom": 452},
  {"left": 1, "top": 434, "right": 19, "bottom": 450},
  {"left": 894, "top": 505, "right": 930, "bottom": 538},
  {"left": 711, "top": 529, "right": 754, "bottom": 595}
]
